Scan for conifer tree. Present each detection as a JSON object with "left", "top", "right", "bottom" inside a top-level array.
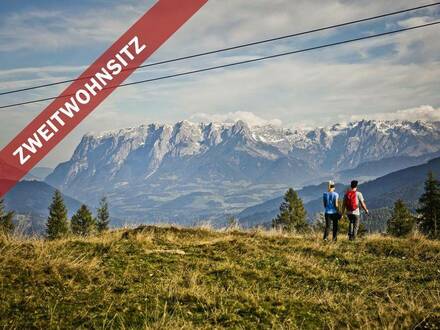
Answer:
[
  {"left": 272, "top": 188, "right": 308, "bottom": 232},
  {"left": 417, "top": 172, "right": 440, "bottom": 239},
  {"left": 0, "top": 199, "right": 15, "bottom": 235},
  {"left": 71, "top": 204, "right": 96, "bottom": 236},
  {"left": 46, "top": 190, "right": 69, "bottom": 240},
  {"left": 96, "top": 197, "right": 110, "bottom": 233},
  {"left": 387, "top": 199, "right": 415, "bottom": 237}
]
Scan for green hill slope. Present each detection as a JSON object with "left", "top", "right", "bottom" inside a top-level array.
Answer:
[
  {"left": 0, "top": 227, "right": 439, "bottom": 329},
  {"left": 4, "top": 180, "right": 83, "bottom": 235},
  {"left": 239, "top": 157, "right": 440, "bottom": 229}
]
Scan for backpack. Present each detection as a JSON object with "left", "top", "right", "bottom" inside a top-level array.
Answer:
[{"left": 345, "top": 190, "right": 358, "bottom": 212}]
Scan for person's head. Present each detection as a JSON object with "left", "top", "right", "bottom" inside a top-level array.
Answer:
[
  {"left": 328, "top": 180, "right": 335, "bottom": 192},
  {"left": 351, "top": 180, "right": 359, "bottom": 190}
]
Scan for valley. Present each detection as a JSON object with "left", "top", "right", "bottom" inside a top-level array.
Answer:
[{"left": 7, "top": 119, "right": 440, "bottom": 230}]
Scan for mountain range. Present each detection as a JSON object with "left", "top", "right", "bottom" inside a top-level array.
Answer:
[
  {"left": 41, "top": 119, "right": 440, "bottom": 225},
  {"left": 23, "top": 167, "right": 53, "bottom": 181}
]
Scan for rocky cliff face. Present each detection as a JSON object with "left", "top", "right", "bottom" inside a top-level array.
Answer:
[{"left": 45, "top": 119, "right": 440, "bottom": 224}]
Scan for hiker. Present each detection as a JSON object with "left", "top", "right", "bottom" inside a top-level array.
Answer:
[
  {"left": 344, "top": 180, "right": 369, "bottom": 241},
  {"left": 323, "top": 181, "right": 341, "bottom": 241}
]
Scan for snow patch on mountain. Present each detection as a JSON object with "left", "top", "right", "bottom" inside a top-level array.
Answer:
[{"left": 45, "top": 119, "right": 440, "bottom": 224}]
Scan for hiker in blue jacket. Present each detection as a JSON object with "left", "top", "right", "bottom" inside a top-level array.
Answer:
[{"left": 323, "top": 181, "right": 341, "bottom": 241}]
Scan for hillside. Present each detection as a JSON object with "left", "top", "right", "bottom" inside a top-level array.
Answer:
[
  {"left": 23, "top": 167, "right": 53, "bottom": 181},
  {"left": 305, "top": 157, "right": 440, "bottom": 216},
  {"left": 336, "top": 151, "right": 440, "bottom": 183},
  {"left": 0, "top": 227, "right": 438, "bottom": 329},
  {"left": 238, "top": 182, "right": 347, "bottom": 227},
  {"left": 239, "top": 157, "right": 440, "bottom": 228},
  {"left": 4, "top": 180, "right": 83, "bottom": 235}
]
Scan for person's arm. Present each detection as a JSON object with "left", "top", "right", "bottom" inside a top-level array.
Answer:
[
  {"left": 361, "top": 200, "right": 369, "bottom": 214},
  {"left": 359, "top": 193, "right": 369, "bottom": 214},
  {"left": 323, "top": 193, "right": 327, "bottom": 208}
]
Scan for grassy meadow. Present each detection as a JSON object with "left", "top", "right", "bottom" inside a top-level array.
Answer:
[{"left": 0, "top": 226, "right": 439, "bottom": 329}]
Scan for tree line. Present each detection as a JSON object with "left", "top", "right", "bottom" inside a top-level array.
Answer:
[
  {"left": 1, "top": 172, "right": 439, "bottom": 239},
  {"left": 272, "top": 172, "right": 440, "bottom": 239},
  {"left": 0, "top": 190, "right": 110, "bottom": 239},
  {"left": 387, "top": 172, "right": 440, "bottom": 239},
  {"left": 47, "top": 191, "right": 110, "bottom": 239}
]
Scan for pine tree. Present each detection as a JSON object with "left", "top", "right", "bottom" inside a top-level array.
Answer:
[
  {"left": 0, "top": 199, "right": 15, "bottom": 235},
  {"left": 96, "top": 197, "right": 110, "bottom": 233},
  {"left": 417, "top": 172, "right": 440, "bottom": 239},
  {"left": 71, "top": 205, "right": 96, "bottom": 236},
  {"left": 46, "top": 190, "right": 69, "bottom": 240},
  {"left": 272, "top": 188, "right": 308, "bottom": 232},
  {"left": 387, "top": 199, "right": 415, "bottom": 237}
]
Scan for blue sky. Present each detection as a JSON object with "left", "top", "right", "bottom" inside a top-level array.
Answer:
[{"left": 0, "top": 0, "right": 439, "bottom": 167}]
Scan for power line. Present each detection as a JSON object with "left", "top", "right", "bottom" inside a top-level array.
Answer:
[
  {"left": 0, "top": 20, "right": 439, "bottom": 110},
  {"left": 1, "top": 1, "right": 439, "bottom": 97}
]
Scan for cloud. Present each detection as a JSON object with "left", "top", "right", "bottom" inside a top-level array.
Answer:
[
  {"left": 190, "top": 111, "right": 282, "bottom": 127},
  {"left": 1, "top": 0, "right": 439, "bottom": 167},
  {"left": 0, "top": 1, "right": 152, "bottom": 52},
  {"left": 349, "top": 105, "right": 440, "bottom": 122},
  {"left": 397, "top": 16, "right": 436, "bottom": 28},
  {"left": 157, "top": 57, "right": 440, "bottom": 128},
  {"left": 0, "top": 65, "right": 86, "bottom": 78}
]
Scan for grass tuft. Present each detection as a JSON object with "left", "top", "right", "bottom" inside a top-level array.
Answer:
[{"left": 0, "top": 226, "right": 439, "bottom": 328}]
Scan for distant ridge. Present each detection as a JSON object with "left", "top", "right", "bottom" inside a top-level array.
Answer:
[
  {"left": 4, "top": 180, "right": 82, "bottom": 235},
  {"left": 239, "top": 156, "right": 440, "bottom": 228},
  {"left": 45, "top": 119, "right": 440, "bottom": 224}
]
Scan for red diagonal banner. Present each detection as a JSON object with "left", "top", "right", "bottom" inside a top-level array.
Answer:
[{"left": 0, "top": 0, "right": 208, "bottom": 197}]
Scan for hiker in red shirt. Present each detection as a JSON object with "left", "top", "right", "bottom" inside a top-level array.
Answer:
[{"left": 344, "top": 180, "right": 369, "bottom": 241}]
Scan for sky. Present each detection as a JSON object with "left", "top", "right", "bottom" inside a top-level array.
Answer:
[{"left": 0, "top": 0, "right": 439, "bottom": 167}]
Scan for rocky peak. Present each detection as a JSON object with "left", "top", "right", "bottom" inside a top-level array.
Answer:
[{"left": 46, "top": 119, "right": 440, "bottom": 193}]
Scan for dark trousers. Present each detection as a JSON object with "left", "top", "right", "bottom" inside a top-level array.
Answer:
[
  {"left": 347, "top": 214, "right": 360, "bottom": 240},
  {"left": 323, "top": 213, "right": 340, "bottom": 241}
]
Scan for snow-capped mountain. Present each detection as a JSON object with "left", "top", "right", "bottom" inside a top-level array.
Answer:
[{"left": 46, "top": 119, "right": 440, "bottom": 224}]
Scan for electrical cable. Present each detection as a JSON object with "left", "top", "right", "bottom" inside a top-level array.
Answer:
[
  {"left": 0, "top": 20, "right": 439, "bottom": 109},
  {"left": 0, "top": 1, "right": 439, "bottom": 97}
]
